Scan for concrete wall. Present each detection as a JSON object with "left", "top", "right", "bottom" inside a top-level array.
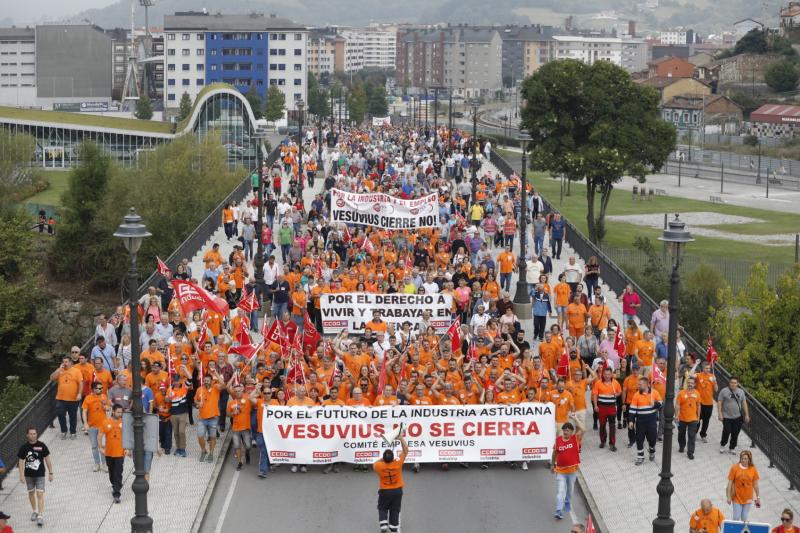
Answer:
[{"left": 36, "top": 25, "right": 112, "bottom": 99}]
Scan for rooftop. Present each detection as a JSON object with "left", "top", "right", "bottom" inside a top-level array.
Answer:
[
  {"left": 751, "top": 103, "right": 800, "bottom": 117},
  {"left": 0, "top": 27, "right": 35, "bottom": 39},
  {"left": 401, "top": 27, "right": 499, "bottom": 44},
  {"left": 164, "top": 12, "right": 305, "bottom": 31},
  {"left": 0, "top": 106, "right": 174, "bottom": 135},
  {"left": 663, "top": 94, "right": 737, "bottom": 110},
  {"left": 636, "top": 76, "right": 708, "bottom": 90}
]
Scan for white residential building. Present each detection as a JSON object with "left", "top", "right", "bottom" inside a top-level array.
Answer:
[
  {"left": 0, "top": 27, "right": 36, "bottom": 107},
  {"left": 659, "top": 28, "right": 697, "bottom": 45},
  {"left": 550, "top": 35, "right": 648, "bottom": 73},
  {"left": 163, "top": 29, "right": 206, "bottom": 107}
]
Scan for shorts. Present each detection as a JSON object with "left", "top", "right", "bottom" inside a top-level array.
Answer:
[
  {"left": 232, "top": 430, "right": 252, "bottom": 450},
  {"left": 557, "top": 305, "right": 567, "bottom": 315},
  {"left": 26, "top": 476, "right": 45, "bottom": 492},
  {"left": 197, "top": 418, "right": 219, "bottom": 440},
  {"left": 143, "top": 451, "right": 153, "bottom": 473}
]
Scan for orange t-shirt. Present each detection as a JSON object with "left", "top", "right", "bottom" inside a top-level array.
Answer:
[
  {"left": 227, "top": 396, "right": 253, "bottom": 432},
  {"left": 549, "top": 389, "right": 574, "bottom": 423},
  {"left": 287, "top": 396, "right": 316, "bottom": 407},
  {"left": 497, "top": 252, "right": 516, "bottom": 274},
  {"left": 554, "top": 283, "right": 571, "bottom": 307},
  {"left": 56, "top": 367, "right": 83, "bottom": 401},
  {"left": 83, "top": 393, "right": 109, "bottom": 428},
  {"left": 101, "top": 417, "right": 125, "bottom": 458},
  {"left": 689, "top": 507, "right": 724, "bottom": 533},
  {"left": 373, "top": 451, "right": 407, "bottom": 489},
  {"left": 196, "top": 385, "right": 221, "bottom": 420},
  {"left": 695, "top": 372, "right": 716, "bottom": 406},
  {"left": 728, "top": 464, "right": 759, "bottom": 504},
  {"left": 677, "top": 389, "right": 701, "bottom": 423}
]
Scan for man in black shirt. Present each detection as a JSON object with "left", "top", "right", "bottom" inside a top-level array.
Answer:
[
  {"left": 17, "top": 427, "right": 53, "bottom": 527},
  {"left": 512, "top": 329, "right": 531, "bottom": 353},
  {"left": 157, "top": 269, "right": 174, "bottom": 312},
  {"left": 271, "top": 274, "right": 291, "bottom": 319}
]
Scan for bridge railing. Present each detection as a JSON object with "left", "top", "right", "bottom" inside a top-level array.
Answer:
[
  {"left": 490, "top": 150, "right": 800, "bottom": 492},
  {"left": 0, "top": 146, "right": 281, "bottom": 479}
]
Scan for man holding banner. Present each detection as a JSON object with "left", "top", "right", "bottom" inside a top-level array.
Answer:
[{"left": 373, "top": 432, "right": 409, "bottom": 533}]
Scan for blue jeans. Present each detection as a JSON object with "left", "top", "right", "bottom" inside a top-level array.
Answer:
[
  {"left": 534, "top": 235, "right": 544, "bottom": 256},
  {"left": 250, "top": 309, "right": 259, "bottom": 332},
  {"left": 255, "top": 433, "right": 270, "bottom": 475},
  {"left": 243, "top": 239, "right": 253, "bottom": 261},
  {"left": 159, "top": 418, "right": 173, "bottom": 453},
  {"left": 89, "top": 427, "right": 102, "bottom": 465},
  {"left": 280, "top": 244, "right": 290, "bottom": 263},
  {"left": 499, "top": 272, "right": 512, "bottom": 292},
  {"left": 272, "top": 302, "right": 288, "bottom": 319},
  {"left": 732, "top": 503, "right": 752, "bottom": 522},
  {"left": 555, "top": 472, "right": 577, "bottom": 514}
]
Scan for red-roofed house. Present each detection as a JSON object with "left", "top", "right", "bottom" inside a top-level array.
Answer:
[
  {"left": 748, "top": 103, "right": 800, "bottom": 137},
  {"left": 648, "top": 56, "right": 695, "bottom": 79}
]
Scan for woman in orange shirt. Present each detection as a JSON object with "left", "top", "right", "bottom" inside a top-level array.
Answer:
[
  {"left": 222, "top": 203, "right": 235, "bottom": 240},
  {"left": 482, "top": 274, "right": 500, "bottom": 302},
  {"left": 727, "top": 450, "right": 760, "bottom": 522}
]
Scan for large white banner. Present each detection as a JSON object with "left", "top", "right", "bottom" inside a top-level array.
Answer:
[
  {"left": 263, "top": 404, "right": 555, "bottom": 464},
  {"left": 320, "top": 292, "right": 452, "bottom": 334},
  {"left": 330, "top": 189, "right": 439, "bottom": 229},
  {"left": 372, "top": 116, "right": 391, "bottom": 127}
]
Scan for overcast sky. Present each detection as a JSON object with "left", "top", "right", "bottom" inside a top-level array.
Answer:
[{"left": 8, "top": 0, "right": 117, "bottom": 23}]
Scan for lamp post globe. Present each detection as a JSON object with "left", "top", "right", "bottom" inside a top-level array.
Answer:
[{"left": 653, "top": 214, "right": 694, "bottom": 533}]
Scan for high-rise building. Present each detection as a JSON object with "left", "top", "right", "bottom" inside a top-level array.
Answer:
[
  {"left": 498, "top": 25, "right": 555, "bottom": 87},
  {"left": 307, "top": 31, "right": 336, "bottom": 76},
  {"left": 551, "top": 35, "right": 648, "bottom": 73},
  {"left": 659, "top": 28, "right": 699, "bottom": 45},
  {"left": 163, "top": 12, "right": 307, "bottom": 113}
]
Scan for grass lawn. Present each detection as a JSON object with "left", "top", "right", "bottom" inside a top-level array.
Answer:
[
  {"left": 25, "top": 170, "right": 70, "bottom": 207},
  {"left": 497, "top": 150, "right": 799, "bottom": 266}
]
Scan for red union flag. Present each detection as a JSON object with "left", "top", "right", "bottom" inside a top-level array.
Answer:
[
  {"left": 302, "top": 311, "right": 320, "bottom": 351},
  {"left": 586, "top": 516, "right": 596, "bottom": 533},
  {"left": 446, "top": 317, "right": 461, "bottom": 352},
  {"left": 263, "top": 319, "right": 289, "bottom": 350},
  {"left": 613, "top": 327, "right": 625, "bottom": 359},
  {"left": 237, "top": 286, "right": 260, "bottom": 314},
  {"left": 706, "top": 335, "right": 718, "bottom": 368},
  {"left": 170, "top": 279, "right": 229, "bottom": 316},
  {"left": 156, "top": 256, "right": 172, "bottom": 277},
  {"left": 556, "top": 346, "right": 569, "bottom": 378}
]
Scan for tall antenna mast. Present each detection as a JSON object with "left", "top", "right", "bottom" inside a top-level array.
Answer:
[
  {"left": 140, "top": 0, "right": 155, "bottom": 100},
  {"left": 121, "top": 0, "right": 140, "bottom": 109}
]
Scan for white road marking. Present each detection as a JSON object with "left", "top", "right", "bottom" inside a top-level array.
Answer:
[{"left": 213, "top": 468, "right": 240, "bottom": 533}]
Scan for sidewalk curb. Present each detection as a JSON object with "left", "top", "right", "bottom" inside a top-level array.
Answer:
[
  {"left": 191, "top": 431, "right": 233, "bottom": 533},
  {"left": 577, "top": 468, "right": 610, "bottom": 533}
]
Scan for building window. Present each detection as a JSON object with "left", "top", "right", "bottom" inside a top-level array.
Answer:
[
  {"left": 182, "top": 79, "right": 190, "bottom": 86},
  {"left": 269, "top": 79, "right": 277, "bottom": 85},
  {"left": 168, "top": 94, "right": 176, "bottom": 100},
  {"left": 269, "top": 64, "right": 277, "bottom": 71},
  {"left": 295, "top": 33, "right": 302, "bottom": 40},
  {"left": 278, "top": 79, "right": 286, "bottom": 85},
  {"left": 182, "top": 34, "right": 190, "bottom": 40},
  {"left": 168, "top": 79, "right": 175, "bottom": 86},
  {"left": 294, "top": 63, "right": 302, "bottom": 71},
  {"left": 197, "top": 33, "right": 204, "bottom": 40},
  {"left": 279, "top": 64, "right": 286, "bottom": 71},
  {"left": 168, "top": 64, "right": 175, "bottom": 71},
  {"left": 168, "top": 33, "right": 175, "bottom": 40},
  {"left": 168, "top": 49, "right": 176, "bottom": 56},
  {"left": 197, "top": 79, "right": 204, "bottom": 85},
  {"left": 294, "top": 78, "right": 302, "bottom": 85},
  {"left": 182, "top": 64, "right": 190, "bottom": 71},
  {"left": 182, "top": 49, "right": 190, "bottom": 56},
  {"left": 294, "top": 93, "right": 301, "bottom": 100},
  {"left": 197, "top": 49, "right": 204, "bottom": 56},
  {"left": 257, "top": 79, "right": 264, "bottom": 85},
  {"left": 197, "top": 64, "right": 204, "bottom": 71},
  {"left": 211, "top": 65, "right": 217, "bottom": 71},
  {"left": 210, "top": 49, "right": 217, "bottom": 56},
  {"left": 210, "top": 33, "right": 217, "bottom": 40},
  {"left": 294, "top": 49, "right": 302, "bottom": 56},
  {"left": 257, "top": 33, "right": 263, "bottom": 40}
]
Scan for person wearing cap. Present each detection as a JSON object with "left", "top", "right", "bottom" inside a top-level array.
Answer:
[{"left": 373, "top": 432, "right": 409, "bottom": 533}]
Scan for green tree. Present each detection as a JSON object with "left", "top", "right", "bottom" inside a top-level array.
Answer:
[
  {"left": 366, "top": 83, "right": 388, "bottom": 117},
  {"left": 134, "top": 94, "right": 153, "bottom": 120},
  {"left": 307, "top": 72, "right": 329, "bottom": 118},
  {"left": 0, "top": 131, "right": 36, "bottom": 204},
  {"left": 765, "top": 60, "right": 800, "bottom": 92},
  {"left": 733, "top": 28, "right": 768, "bottom": 55},
  {"left": 347, "top": 81, "right": 367, "bottom": 124},
  {"left": 178, "top": 91, "right": 193, "bottom": 122},
  {"left": 50, "top": 142, "right": 113, "bottom": 280},
  {"left": 711, "top": 264, "right": 800, "bottom": 435},
  {"left": 0, "top": 378, "right": 37, "bottom": 431},
  {"left": 264, "top": 85, "right": 286, "bottom": 123},
  {"left": 245, "top": 86, "right": 264, "bottom": 120},
  {"left": 520, "top": 60, "right": 676, "bottom": 244}
]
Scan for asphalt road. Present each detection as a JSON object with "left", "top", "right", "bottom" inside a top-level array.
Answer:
[{"left": 200, "top": 449, "right": 589, "bottom": 533}]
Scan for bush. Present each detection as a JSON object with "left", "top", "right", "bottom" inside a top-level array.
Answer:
[
  {"left": 0, "top": 378, "right": 37, "bottom": 432},
  {"left": 765, "top": 60, "right": 800, "bottom": 92}
]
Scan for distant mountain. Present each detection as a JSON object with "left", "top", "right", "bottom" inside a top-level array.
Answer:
[{"left": 63, "top": 0, "right": 771, "bottom": 35}]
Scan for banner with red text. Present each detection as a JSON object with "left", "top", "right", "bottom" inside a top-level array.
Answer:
[
  {"left": 262, "top": 404, "right": 555, "bottom": 464},
  {"left": 320, "top": 292, "right": 452, "bottom": 334},
  {"left": 330, "top": 188, "right": 439, "bottom": 229}
]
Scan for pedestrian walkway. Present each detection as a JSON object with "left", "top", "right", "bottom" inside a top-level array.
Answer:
[
  {"left": 0, "top": 142, "right": 325, "bottom": 533},
  {"left": 485, "top": 159, "right": 800, "bottom": 531}
]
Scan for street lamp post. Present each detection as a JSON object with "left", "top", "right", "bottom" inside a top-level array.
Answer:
[
  {"left": 447, "top": 93, "right": 453, "bottom": 153},
  {"left": 253, "top": 133, "right": 268, "bottom": 305},
  {"left": 654, "top": 215, "right": 694, "bottom": 533},
  {"left": 297, "top": 99, "right": 305, "bottom": 197},
  {"left": 113, "top": 208, "right": 152, "bottom": 533},
  {"left": 470, "top": 99, "right": 479, "bottom": 197},
  {"left": 316, "top": 107, "right": 323, "bottom": 188},
  {"left": 678, "top": 152, "right": 683, "bottom": 188},
  {"left": 513, "top": 130, "right": 533, "bottom": 320},
  {"left": 433, "top": 87, "right": 439, "bottom": 144}
]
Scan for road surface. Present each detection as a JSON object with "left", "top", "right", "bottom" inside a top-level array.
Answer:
[{"left": 200, "top": 452, "right": 589, "bottom": 533}]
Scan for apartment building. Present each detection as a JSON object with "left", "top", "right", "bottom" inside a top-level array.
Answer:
[
  {"left": 307, "top": 31, "right": 335, "bottom": 76},
  {"left": 551, "top": 35, "right": 648, "bottom": 73},
  {"left": 163, "top": 12, "right": 307, "bottom": 112},
  {"left": 660, "top": 28, "right": 699, "bottom": 45},
  {"left": 498, "top": 25, "right": 555, "bottom": 86},
  {"left": 396, "top": 26, "right": 502, "bottom": 98},
  {"left": 0, "top": 27, "right": 36, "bottom": 107}
]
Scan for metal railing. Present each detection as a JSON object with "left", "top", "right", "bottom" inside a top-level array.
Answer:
[
  {"left": 490, "top": 151, "right": 800, "bottom": 491},
  {"left": 0, "top": 146, "right": 281, "bottom": 480}
]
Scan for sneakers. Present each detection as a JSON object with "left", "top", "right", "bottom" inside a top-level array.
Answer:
[
  {"left": 31, "top": 512, "right": 38, "bottom": 522},
  {"left": 290, "top": 465, "right": 298, "bottom": 473},
  {"left": 258, "top": 472, "right": 267, "bottom": 478},
  {"left": 60, "top": 433, "right": 67, "bottom": 440},
  {"left": 300, "top": 466, "right": 307, "bottom": 473},
  {"left": 627, "top": 442, "right": 635, "bottom": 448},
  {"left": 728, "top": 449, "right": 737, "bottom": 455},
  {"left": 509, "top": 462, "right": 516, "bottom": 470},
  {"left": 93, "top": 464, "right": 101, "bottom": 472},
  {"left": 37, "top": 515, "right": 43, "bottom": 527},
  {"left": 649, "top": 452, "right": 656, "bottom": 462},
  {"left": 678, "top": 448, "right": 684, "bottom": 454},
  {"left": 101, "top": 463, "right": 108, "bottom": 472},
  {"left": 701, "top": 436, "right": 708, "bottom": 443},
  {"left": 687, "top": 453, "right": 694, "bottom": 460},
  {"left": 521, "top": 461, "right": 529, "bottom": 471},
  {"left": 236, "top": 462, "right": 243, "bottom": 471},
  {"left": 199, "top": 452, "right": 207, "bottom": 462},
  {"left": 331, "top": 465, "right": 339, "bottom": 473},
  {"left": 480, "top": 464, "right": 489, "bottom": 470},
  {"left": 598, "top": 442, "right": 605, "bottom": 449},
  {"left": 609, "top": 445, "right": 617, "bottom": 452},
  {"left": 206, "top": 453, "right": 214, "bottom": 463},
  {"left": 719, "top": 447, "right": 727, "bottom": 454},
  {"left": 554, "top": 511, "right": 563, "bottom": 520},
  {"left": 113, "top": 496, "right": 121, "bottom": 504},
  {"left": 635, "top": 457, "right": 645, "bottom": 466},
  {"left": 322, "top": 465, "right": 333, "bottom": 474},
  {"left": 412, "top": 463, "right": 420, "bottom": 473}
]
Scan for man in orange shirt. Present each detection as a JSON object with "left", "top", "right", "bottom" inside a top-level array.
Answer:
[
  {"left": 373, "top": 432, "right": 409, "bottom": 533},
  {"left": 550, "top": 378, "right": 575, "bottom": 436},
  {"left": 50, "top": 356, "right": 83, "bottom": 439},
  {"left": 99, "top": 404, "right": 125, "bottom": 503},
  {"left": 82, "top": 382, "right": 109, "bottom": 471},
  {"left": 695, "top": 362, "right": 718, "bottom": 443},
  {"left": 676, "top": 377, "right": 701, "bottom": 460},
  {"left": 566, "top": 294, "right": 588, "bottom": 339},
  {"left": 591, "top": 367, "right": 622, "bottom": 451},
  {"left": 689, "top": 498, "right": 724, "bottom": 533},
  {"left": 497, "top": 245, "right": 516, "bottom": 293},
  {"left": 195, "top": 371, "right": 224, "bottom": 463}
]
